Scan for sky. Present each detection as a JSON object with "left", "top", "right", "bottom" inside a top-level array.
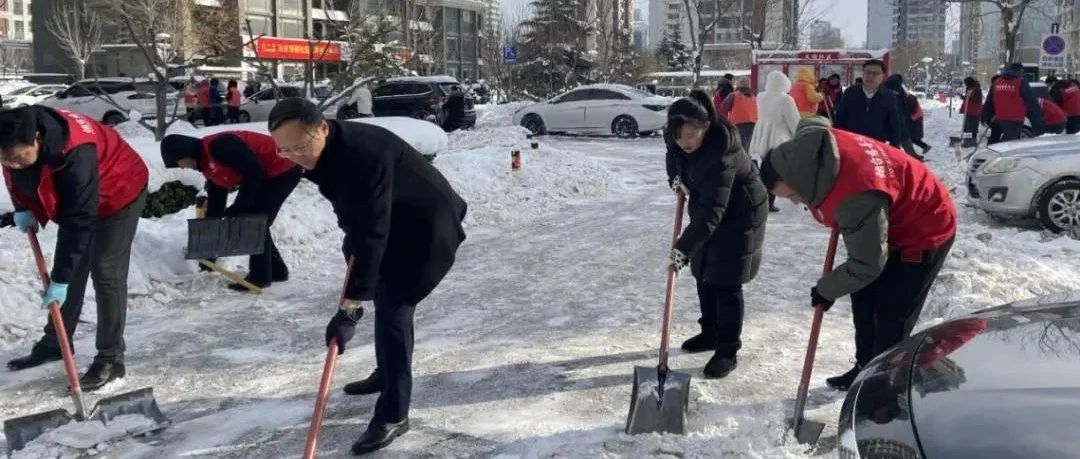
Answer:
[{"left": 503, "top": 0, "right": 871, "bottom": 47}]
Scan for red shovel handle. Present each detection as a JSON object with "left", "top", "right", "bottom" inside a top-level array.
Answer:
[
  {"left": 792, "top": 230, "right": 840, "bottom": 429},
  {"left": 302, "top": 257, "right": 355, "bottom": 459},
  {"left": 28, "top": 231, "right": 87, "bottom": 420},
  {"left": 658, "top": 191, "right": 686, "bottom": 371}
]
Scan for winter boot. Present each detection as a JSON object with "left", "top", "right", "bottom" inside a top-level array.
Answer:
[
  {"left": 351, "top": 419, "right": 410, "bottom": 455},
  {"left": 79, "top": 360, "right": 126, "bottom": 391},
  {"left": 680, "top": 333, "right": 716, "bottom": 353},
  {"left": 343, "top": 369, "right": 383, "bottom": 395},
  {"left": 6, "top": 344, "right": 63, "bottom": 371},
  {"left": 825, "top": 363, "right": 864, "bottom": 391},
  {"left": 704, "top": 353, "right": 737, "bottom": 379}
]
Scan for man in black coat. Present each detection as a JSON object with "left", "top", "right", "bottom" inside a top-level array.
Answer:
[
  {"left": 267, "top": 98, "right": 467, "bottom": 455},
  {"left": 834, "top": 59, "right": 902, "bottom": 147}
]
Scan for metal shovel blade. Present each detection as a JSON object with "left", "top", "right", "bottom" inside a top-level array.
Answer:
[
  {"left": 90, "top": 387, "right": 170, "bottom": 429},
  {"left": 3, "top": 409, "right": 74, "bottom": 452},
  {"left": 787, "top": 415, "right": 826, "bottom": 445},
  {"left": 625, "top": 366, "right": 691, "bottom": 435}
]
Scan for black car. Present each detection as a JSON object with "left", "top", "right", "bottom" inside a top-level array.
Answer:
[
  {"left": 838, "top": 291, "right": 1080, "bottom": 459},
  {"left": 372, "top": 76, "right": 476, "bottom": 128}
]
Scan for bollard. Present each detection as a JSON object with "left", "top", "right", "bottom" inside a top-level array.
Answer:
[
  {"left": 528, "top": 134, "right": 539, "bottom": 149},
  {"left": 511, "top": 149, "right": 521, "bottom": 170}
]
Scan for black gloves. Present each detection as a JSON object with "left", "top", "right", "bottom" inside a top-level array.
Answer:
[
  {"left": 325, "top": 307, "right": 364, "bottom": 354},
  {"left": 811, "top": 287, "right": 835, "bottom": 311}
]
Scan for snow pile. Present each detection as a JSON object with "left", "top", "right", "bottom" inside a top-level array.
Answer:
[
  {"left": 474, "top": 102, "right": 530, "bottom": 129},
  {"left": 11, "top": 415, "right": 158, "bottom": 458},
  {"left": 0, "top": 81, "right": 33, "bottom": 96}
]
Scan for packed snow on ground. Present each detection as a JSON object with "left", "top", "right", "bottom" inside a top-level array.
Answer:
[
  {"left": 2, "top": 103, "right": 1078, "bottom": 458},
  {"left": 11, "top": 415, "right": 158, "bottom": 458}
]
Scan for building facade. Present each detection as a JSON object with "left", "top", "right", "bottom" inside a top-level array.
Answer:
[
  {"left": 891, "top": 0, "right": 947, "bottom": 55},
  {"left": 648, "top": 0, "right": 793, "bottom": 69},
  {"left": 809, "top": 19, "right": 844, "bottom": 49},
  {"left": 0, "top": 0, "right": 33, "bottom": 75},
  {"left": 865, "top": 0, "right": 893, "bottom": 50}
]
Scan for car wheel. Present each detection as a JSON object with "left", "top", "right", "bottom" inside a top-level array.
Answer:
[
  {"left": 612, "top": 116, "right": 639, "bottom": 138},
  {"left": 238, "top": 111, "right": 251, "bottom": 123},
  {"left": 520, "top": 114, "right": 546, "bottom": 135},
  {"left": 103, "top": 112, "right": 127, "bottom": 126},
  {"left": 858, "top": 438, "right": 920, "bottom": 459},
  {"left": 1037, "top": 179, "right": 1080, "bottom": 233}
]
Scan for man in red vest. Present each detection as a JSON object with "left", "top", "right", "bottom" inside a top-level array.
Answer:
[
  {"left": 1049, "top": 78, "right": 1080, "bottom": 134},
  {"left": 161, "top": 131, "right": 302, "bottom": 290},
  {"left": 1, "top": 106, "right": 148, "bottom": 390},
  {"left": 982, "top": 63, "right": 1042, "bottom": 143},
  {"left": 1039, "top": 97, "right": 1067, "bottom": 134},
  {"left": 759, "top": 118, "right": 956, "bottom": 391}
]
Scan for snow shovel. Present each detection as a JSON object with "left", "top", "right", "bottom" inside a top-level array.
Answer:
[
  {"left": 188, "top": 199, "right": 266, "bottom": 293},
  {"left": 787, "top": 229, "right": 840, "bottom": 445},
  {"left": 3, "top": 232, "right": 169, "bottom": 452},
  {"left": 302, "top": 257, "right": 356, "bottom": 459},
  {"left": 625, "top": 191, "right": 691, "bottom": 435}
]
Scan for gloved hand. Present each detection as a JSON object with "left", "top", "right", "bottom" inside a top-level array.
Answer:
[
  {"left": 811, "top": 287, "right": 835, "bottom": 311},
  {"left": 670, "top": 176, "right": 689, "bottom": 196},
  {"left": 325, "top": 306, "right": 364, "bottom": 354},
  {"left": 13, "top": 211, "right": 39, "bottom": 233},
  {"left": 669, "top": 248, "right": 689, "bottom": 273},
  {"left": 0, "top": 212, "right": 13, "bottom": 228},
  {"left": 41, "top": 282, "right": 69, "bottom": 310}
]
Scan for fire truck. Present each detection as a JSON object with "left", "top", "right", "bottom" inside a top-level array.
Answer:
[{"left": 750, "top": 49, "right": 891, "bottom": 92}]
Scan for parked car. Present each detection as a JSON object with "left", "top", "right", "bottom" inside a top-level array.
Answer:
[
  {"left": 966, "top": 135, "right": 1080, "bottom": 233},
  {"left": 838, "top": 291, "right": 1080, "bottom": 459},
  {"left": 40, "top": 78, "right": 181, "bottom": 125},
  {"left": 371, "top": 76, "right": 476, "bottom": 128},
  {"left": 238, "top": 84, "right": 335, "bottom": 122},
  {"left": 2, "top": 84, "right": 69, "bottom": 108},
  {"left": 512, "top": 84, "right": 671, "bottom": 138}
]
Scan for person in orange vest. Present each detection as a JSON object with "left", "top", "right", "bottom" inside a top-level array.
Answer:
[
  {"left": 720, "top": 76, "right": 758, "bottom": 148},
  {"left": 790, "top": 67, "right": 824, "bottom": 117},
  {"left": 198, "top": 79, "right": 214, "bottom": 127},
  {"left": 183, "top": 77, "right": 199, "bottom": 123},
  {"left": 161, "top": 131, "right": 303, "bottom": 290},
  {"left": 226, "top": 80, "right": 243, "bottom": 124},
  {"left": 2, "top": 106, "right": 149, "bottom": 390},
  {"left": 1039, "top": 97, "right": 1067, "bottom": 134},
  {"left": 982, "top": 63, "right": 1042, "bottom": 143}
]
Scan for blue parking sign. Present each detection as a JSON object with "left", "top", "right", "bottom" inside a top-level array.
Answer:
[{"left": 502, "top": 44, "right": 518, "bottom": 64}]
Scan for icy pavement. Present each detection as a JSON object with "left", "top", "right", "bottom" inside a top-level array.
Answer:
[{"left": 2, "top": 104, "right": 1080, "bottom": 458}]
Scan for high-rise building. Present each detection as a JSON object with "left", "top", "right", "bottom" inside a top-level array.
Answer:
[
  {"left": 866, "top": 0, "right": 893, "bottom": 49},
  {"left": 809, "top": 20, "right": 844, "bottom": 49},
  {"left": 646, "top": 0, "right": 793, "bottom": 68},
  {"left": 892, "top": 0, "right": 947, "bottom": 55},
  {"left": 0, "top": 0, "right": 33, "bottom": 73},
  {"left": 633, "top": 8, "right": 648, "bottom": 52}
]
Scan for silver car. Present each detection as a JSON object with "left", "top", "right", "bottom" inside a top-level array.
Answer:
[{"left": 966, "top": 135, "right": 1080, "bottom": 232}]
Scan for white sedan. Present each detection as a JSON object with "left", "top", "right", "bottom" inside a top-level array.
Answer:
[
  {"left": 513, "top": 84, "right": 670, "bottom": 138},
  {"left": 3, "top": 85, "right": 68, "bottom": 108}
]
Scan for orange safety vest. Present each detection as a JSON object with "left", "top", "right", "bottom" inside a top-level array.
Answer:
[
  {"left": 790, "top": 80, "right": 819, "bottom": 115},
  {"left": 727, "top": 92, "right": 758, "bottom": 125}
]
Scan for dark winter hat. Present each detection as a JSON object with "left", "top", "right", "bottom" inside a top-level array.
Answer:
[
  {"left": 160, "top": 134, "right": 203, "bottom": 168},
  {"left": 723, "top": 73, "right": 734, "bottom": 81},
  {"left": 759, "top": 153, "right": 781, "bottom": 190}
]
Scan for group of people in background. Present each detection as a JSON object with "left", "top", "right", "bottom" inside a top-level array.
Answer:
[{"left": 182, "top": 77, "right": 246, "bottom": 127}]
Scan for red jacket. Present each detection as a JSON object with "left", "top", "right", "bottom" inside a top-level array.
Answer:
[
  {"left": 200, "top": 131, "right": 297, "bottom": 189},
  {"left": 198, "top": 83, "right": 211, "bottom": 107},
  {"left": 1040, "top": 98, "right": 1067, "bottom": 125},
  {"left": 227, "top": 87, "right": 242, "bottom": 107},
  {"left": 812, "top": 129, "right": 957, "bottom": 254},
  {"left": 1063, "top": 85, "right": 1080, "bottom": 117},
  {"left": 960, "top": 89, "right": 983, "bottom": 117},
  {"left": 3, "top": 109, "right": 148, "bottom": 224},
  {"left": 991, "top": 77, "right": 1026, "bottom": 122}
]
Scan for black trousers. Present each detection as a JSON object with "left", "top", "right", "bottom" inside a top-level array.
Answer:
[
  {"left": 38, "top": 190, "right": 147, "bottom": 363},
  {"left": 227, "top": 106, "right": 240, "bottom": 124},
  {"left": 695, "top": 281, "right": 744, "bottom": 357},
  {"left": 989, "top": 121, "right": 1022, "bottom": 144},
  {"left": 201, "top": 108, "right": 217, "bottom": 126},
  {"left": 851, "top": 237, "right": 953, "bottom": 366},
  {"left": 912, "top": 138, "right": 930, "bottom": 151},
  {"left": 1045, "top": 123, "right": 1066, "bottom": 135},
  {"left": 735, "top": 123, "right": 754, "bottom": 149},
  {"left": 245, "top": 168, "right": 302, "bottom": 283},
  {"left": 371, "top": 282, "right": 417, "bottom": 423},
  {"left": 1067, "top": 116, "right": 1080, "bottom": 134}
]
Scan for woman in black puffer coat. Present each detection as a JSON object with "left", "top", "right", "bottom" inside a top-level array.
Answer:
[{"left": 665, "top": 89, "right": 770, "bottom": 379}]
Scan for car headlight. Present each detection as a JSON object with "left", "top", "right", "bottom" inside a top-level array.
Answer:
[{"left": 980, "top": 156, "right": 1029, "bottom": 174}]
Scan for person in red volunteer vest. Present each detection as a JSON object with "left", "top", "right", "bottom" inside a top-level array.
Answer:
[
  {"left": 161, "top": 131, "right": 302, "bottom": 290},
  {"left": 982, "top": 63, "right": 1042, "bottom": 143},
  {"left": 226, "top": 80, "right": 242, "bottom": 124},
  {"left": 1038, "top": 97, "right": 1067, "bottom": 134},
  {"left": 959, "top": 77, "right": 983, "bottom": 147},
  {"left": 1048, "top": 77, "right": 1080, "bottom": 134},
  {"left": 1, "top": 106, "right": 149, "bottom": 390},
  {"left": 759, "top": 118, "right": 957, "bottom": 391}
]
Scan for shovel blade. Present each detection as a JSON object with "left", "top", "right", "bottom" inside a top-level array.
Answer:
[
  {"left": 90, "top": 387, "right": 170, "bottom": 429},
  {"left": 3, "top": 408, "right": 74, "bottom": 452},
  {"left": 788, "top": 416, "right": 826, "bottom": 445},
  {"left": 625, "top": 366, "right": 691, "bottom": 435}
]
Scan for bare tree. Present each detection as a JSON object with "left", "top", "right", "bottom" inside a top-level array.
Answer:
[
  {"left": 46, "top": 0, "right": 104, "bottom": 80},
  {"left": 680, "top": 0, "right": 741, "bottom": 87},
  {"left": 939, "top": 0, "right": 1048, "bottom": 65}
]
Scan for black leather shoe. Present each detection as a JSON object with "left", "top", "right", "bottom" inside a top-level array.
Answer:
[
  {"left": 343, "top": 369, "right": 383, "bottom": 395},
  {"left": 826, "top": 364, "right": 864, "bottom": 391},
  {"left": 79, "top": 360, "right": 126, "bottom": 391},
  {"left": 7, "top": 346, "right": 62, "bottom": 371},
  {"left": 680, "top": 333, "right": 716, "bottom": 353},
  {"left": 704, "top": 354, "right": 737, "bottom": 379},
  {"left": 351, "top": 419, "right": 410, "bottom": 455}
]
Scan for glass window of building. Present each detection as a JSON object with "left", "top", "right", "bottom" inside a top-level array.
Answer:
[
  {"left": 281, "top": 0, "right": 302, "bottom": 14},
  {"left": 463, "top": 10, "right": 475, "bottom": 35},
  {"left": 14, "top": 21, "right": 23, "bottom": 40},
  {"left": 447, "top": 36, "right": 461, "bottom": 61},
  {"left": 13, "top": 0, "right": 22, "bottom": 15},
  {"left": 463, "top": 37, "right": 476, "bottom": 60},
  {"left": 281, "top": 19, "right": 303, "bottom": 38},
  {"left": 445, "top": 8, "right": 461, "bottom": 35},
  {"left": 247, "top": 15, "right": 271, "bottom": 35},
  {"left": 247, "top": 0, "right": 270, "bottom": 12}
]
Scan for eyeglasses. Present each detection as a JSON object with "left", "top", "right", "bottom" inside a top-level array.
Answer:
[{"left": 276, "top": 132, "right": 317, "bottom": 157}]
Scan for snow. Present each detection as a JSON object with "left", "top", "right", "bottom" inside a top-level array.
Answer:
[
  {"left": 12, "top": 415, "right": 158, "bottom": 458},
  {"left": 0, "top": 81, "right": 33, "bottom": 96},
  {"left": 3, "top": 103, "right": 1080, "bottom": 457}
]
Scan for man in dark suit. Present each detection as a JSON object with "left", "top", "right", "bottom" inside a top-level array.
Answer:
[{"left": 267, "top": 98, "right": 467, "bottom": 455}]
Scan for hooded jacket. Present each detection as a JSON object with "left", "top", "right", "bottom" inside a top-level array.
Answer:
[
  {"left": 748, "top": 71, "right": 801, "bottom": 159},
  {"left": 791, "top": 68, "right": 824, "bottom": 116},
  {"left": 764, "top": 119, "right": 955, "bottom": 300}
]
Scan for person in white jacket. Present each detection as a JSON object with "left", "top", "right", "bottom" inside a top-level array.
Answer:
[
  {"left": 342, "top": 83, "right": 373, "bottom": 119},
  {"left": 749, "top": 71, "right": 802, "bottom": 212}
]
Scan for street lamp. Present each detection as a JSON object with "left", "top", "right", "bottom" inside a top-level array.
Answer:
[{"left": 921, "top": 57, "right": 934, "bottom": 89}]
